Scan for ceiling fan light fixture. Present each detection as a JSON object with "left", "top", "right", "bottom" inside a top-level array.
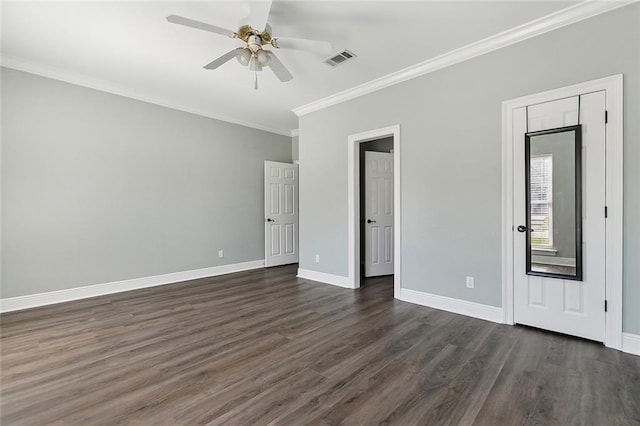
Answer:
[
  {"left": 256, "top": 49, "right": 270, "bottom": 65},
  {"left": 236, "top": 48, "right": 252, "bottom": 66}
]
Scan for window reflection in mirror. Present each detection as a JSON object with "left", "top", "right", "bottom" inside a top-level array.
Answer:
[{"left": 525, "top": 125, "right": 582, "bottom": 281}]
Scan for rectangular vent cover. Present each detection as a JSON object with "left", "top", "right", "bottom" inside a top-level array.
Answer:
[{"left": 325, "top": 50, "right": 357, "bottom": 67}]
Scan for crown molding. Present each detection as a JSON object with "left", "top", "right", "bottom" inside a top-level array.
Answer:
[
  {"left": 1, "top": 55, "right": 293, "bottom": 137},
  {"left": 292, "top": 0, "right": 637, "bottom": 117},
  {"left": 290, "top": 129, "right": 299, "bottom": 137}
]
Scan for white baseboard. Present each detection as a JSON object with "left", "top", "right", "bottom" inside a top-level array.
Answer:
[
  {"left": 297, "top": 268, "right": 353, "bottom": 289},
  {"left": 622, "top": 333, "right": 640, "bottom": 356},
  {"left": 400, "top": 288, "right": 504, "bottom": 324},
  {"left": 0, "top": 260, "right": 265, "bottom": 313}
]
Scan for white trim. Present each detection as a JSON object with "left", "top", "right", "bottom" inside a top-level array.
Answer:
[
  {"left": 603, "top": 75, "right": 625, "bottom": 352},
  {"left": 501, "top": 99, "right": 516, "bottom": 327},
  {"left": 531, "top": 247, "right": 558, "bottom": 255},
  {"left": 292, "top": 1, "right": 635, "bottom": 117},
  {"left": 622, "top": 333, "right": 640, "bottom": 357},
  {"left": 0, "top": 260, "right": 265, "bottom": 313},
  {"left": 347, "top": 125, "right": 401, "bottom": 298},
  {"left": 531, "top": 256, "right": 576, "bottom": 267},
  {"left": 502, "top": 74, "right": 624, "bottom": 350},
  {"left": 297, "top": 268, "right": 353, "bottom": 289},
  {"left": 290, "top": 129, "right": 299, "bottom": 137},
  {"left": 1, "top": 55, "right": 292, "bottom": 137},
  {"left": 400, "top": 288, "right": 504, "bottom": 324}
]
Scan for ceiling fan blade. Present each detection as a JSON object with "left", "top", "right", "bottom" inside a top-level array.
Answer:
[
  {"left": 167, "top": 15, "right": 235, "bottom": 38},
  {"left": 204, "top": 49, "right": 241, "bottom": 70},
  {"left": 266, "top": 51, "right": 293, "bottom": 82},
  {"left": 274, "top": 37, "right": 333, "bottom": 56},
  {"left": 246, "top": 1, "right": 272, "bottom": 32}
]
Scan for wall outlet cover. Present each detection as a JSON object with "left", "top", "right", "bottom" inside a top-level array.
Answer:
[{"left": 466, "top": 276, "right": 474, "bottom": 288}]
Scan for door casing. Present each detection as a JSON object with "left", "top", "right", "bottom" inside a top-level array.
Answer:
[
  {"left": 502, "top": 75, "right": 623, "bottom": 350},
  {"left": 348, "top": 125, "right": 401, "bottom": 297}
]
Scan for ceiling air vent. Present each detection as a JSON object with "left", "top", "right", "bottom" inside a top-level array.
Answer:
[{"left": 325, "top": 50, "right": 357, "bottom": 67}]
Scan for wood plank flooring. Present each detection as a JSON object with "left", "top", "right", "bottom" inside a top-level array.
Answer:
[{"left": 1, "top": 264, "right": 639, "bottom": 425}]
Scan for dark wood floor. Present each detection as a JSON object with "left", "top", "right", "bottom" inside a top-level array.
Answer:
[{"left": 1, "top": 264, "right": 639, "bottom": 425}]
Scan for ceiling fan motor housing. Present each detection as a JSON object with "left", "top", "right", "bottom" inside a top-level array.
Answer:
[
  {"left": 236, "top": 25, "right": 272, "bottom": 44},
  {"left": 248, "top": 35, "right": 263, "bottom": 53}
]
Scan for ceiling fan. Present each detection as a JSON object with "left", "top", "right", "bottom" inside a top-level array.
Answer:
[{"left": 167, "top": 1, "right": 333, "bottom": 89}]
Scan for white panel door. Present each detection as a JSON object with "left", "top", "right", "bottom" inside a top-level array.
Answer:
[
  {"left": 264, "top": 161, "right": 298, "bottom": 267},
  {"left": 527, "top": 96, "right": 580, "bottom": 130},
  {"left": 364, "top": 151, "right": 393, "bottom": 277},
  {"left": 513, "top": 93, "right": 606, "bottom": 341}
]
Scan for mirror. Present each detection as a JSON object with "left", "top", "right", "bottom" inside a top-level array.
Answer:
[{"left": 524, "top": 125, "right": 582, "bottom": 280}]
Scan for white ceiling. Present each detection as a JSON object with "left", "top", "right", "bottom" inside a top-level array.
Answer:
[{"left": 2, "top": 1, "right": 581, "bottom": 135}]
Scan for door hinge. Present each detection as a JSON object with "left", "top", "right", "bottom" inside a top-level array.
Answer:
[
  {"left": 604, "top": 300, "right": 608, "bottom": 312},
  {"left": 605, "top": 206, "right": 608, "bottom": 218},
  {"left": 605, "top": 110, "right": 608, "bottom": 124}
]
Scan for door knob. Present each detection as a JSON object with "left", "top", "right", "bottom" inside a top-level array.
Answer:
[
  {"left": 367, "top": 219, "right": 376, "bottom": 224},
  {"left": 266, "top": 218, "right": 275, "bottom": 222},
  {"left": 517, "top": 225, "right": 528, "bottom": 232}
]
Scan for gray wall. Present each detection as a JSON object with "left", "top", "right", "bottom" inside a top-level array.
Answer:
[
  {"left": 292, "top": 135, "right": 299, "bottom": 161},
  {"left": 298, "top": 5, "right": 640, "bottom": 334},
  {"left": 1, "top": 68, "right": 292, "bottom": 298}
]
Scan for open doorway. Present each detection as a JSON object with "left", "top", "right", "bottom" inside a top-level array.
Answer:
[
  {"left": 359, "top": 138, "right": 394, "bottom": 289},
  {"left": 347, "top": 125, "right": 401, "bottom": 298}
]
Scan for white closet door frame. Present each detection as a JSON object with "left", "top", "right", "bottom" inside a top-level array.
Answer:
[
  {"left": 347, "top": 125, "right": 401, "bottom": 298},
  {"left": 501, "top": 74, "right": 623, "bottom": 350}
]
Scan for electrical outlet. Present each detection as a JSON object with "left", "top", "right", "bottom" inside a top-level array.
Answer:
[
  {"left": 218, "top": 250, "right": 224, "bottom": 259},
  {"left": 466, "top": 276, "right": 474, "bottom": 289},
  {"left": 315, "top": 254, "right": 320, "bottom": 263}
]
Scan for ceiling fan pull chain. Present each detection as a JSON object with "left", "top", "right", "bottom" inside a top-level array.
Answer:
[{"left": 254, "top": 71, "right": 258, "bottom": 90}]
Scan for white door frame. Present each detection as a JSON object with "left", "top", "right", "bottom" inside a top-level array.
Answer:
[
  {"left": 502, "top": 74, "right": 623, "bottom": 350},
  {"left": 348, "top": 125, "right": 401, "bottom": 298}
]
